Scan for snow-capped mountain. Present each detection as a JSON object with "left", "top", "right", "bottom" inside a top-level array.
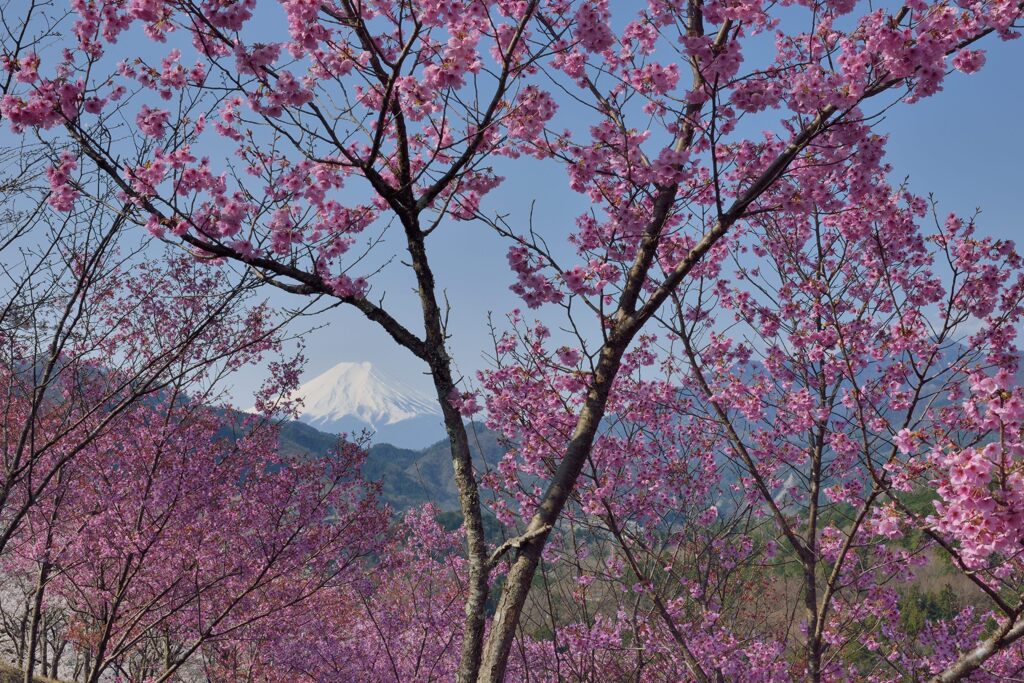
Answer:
[{"left": 292, "top": 361, "right": 444, "bottom": 448}]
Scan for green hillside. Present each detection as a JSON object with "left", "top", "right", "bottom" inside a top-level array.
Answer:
[{"left": 277, "top": 420, "right": 507, "bottom": 512}]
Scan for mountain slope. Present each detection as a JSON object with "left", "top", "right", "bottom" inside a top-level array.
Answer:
[
  {"left": 278, "top": 420, "right": 506, "bottom": 512},
  {"left": 292, "top": 361, "right": 444, "bottom": 448}
]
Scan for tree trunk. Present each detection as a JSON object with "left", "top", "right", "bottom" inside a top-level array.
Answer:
[
  {"left": 24, "top": 561, "right": 50, "bottom": 683},
  {"left": 479, "top": 345, "right": 625, "bottom": 681},
  {"left": 400, "top": 213, "right": 492, "bottom": 683},
  {"left": 931, "top": 617, "right": 1024, "bottom": 682}
]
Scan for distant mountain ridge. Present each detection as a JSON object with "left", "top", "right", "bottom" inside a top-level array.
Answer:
[
  {"left": 278, "top": 419, "right": 505, "bottom": 512},
  {"left": 290, "top": 361, "right": 445, "bottom": 448},
  {"left": 252, "top": 360, "right": 504, "bottom": 511}
]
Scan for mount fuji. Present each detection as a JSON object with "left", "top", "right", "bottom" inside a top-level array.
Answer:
[{"left": 291, "top": 361, "right": 445, "bottom": 448}]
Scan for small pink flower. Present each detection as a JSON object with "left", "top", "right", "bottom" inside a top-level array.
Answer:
[
  {"left": 46, "top": 152, "right": 78, "bottom": 211},
  {"left": 136, "top": 104, "right": 170, "bottom": 138},
  {"left": 952, "top": 49, "right": 986, "bottom": 74},
  {"left": 448, "top": 388, "right": 481, "bottom": 417}
]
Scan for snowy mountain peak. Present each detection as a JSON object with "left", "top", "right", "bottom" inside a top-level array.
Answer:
[{"left": 294, "top": 361, "right": 441, "bottom": 429}]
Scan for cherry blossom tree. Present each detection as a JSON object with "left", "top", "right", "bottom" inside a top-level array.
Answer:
[
  {"left": 476, "top": 2, "right": 1023, "bottom": 677},
  {"left": 3, "top": 0, "right": 1023, "bottom": 680},
  {"left": 28, "top": 394, "right": 385, "bottom": 683},
  {"left": 661, "top": 204, "right": 1024, "bottom": 680},
  {"left": 213, "top": 505, "right": 466, "bottom": 683},
  {"left": 2, "top": 3, "right": 555, "bottom": 676},
  {"left": 0, "top": 97, "right": 305, "bottom": 677},
  {"left": 0, "top": 259, "right": 295, "bottom": 683},
  {"left": 0, "top": 318, "right": 388, "bottom": 683},
  {"left": 483, "top": 199, "right": 1024, "bottom": 680}
]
